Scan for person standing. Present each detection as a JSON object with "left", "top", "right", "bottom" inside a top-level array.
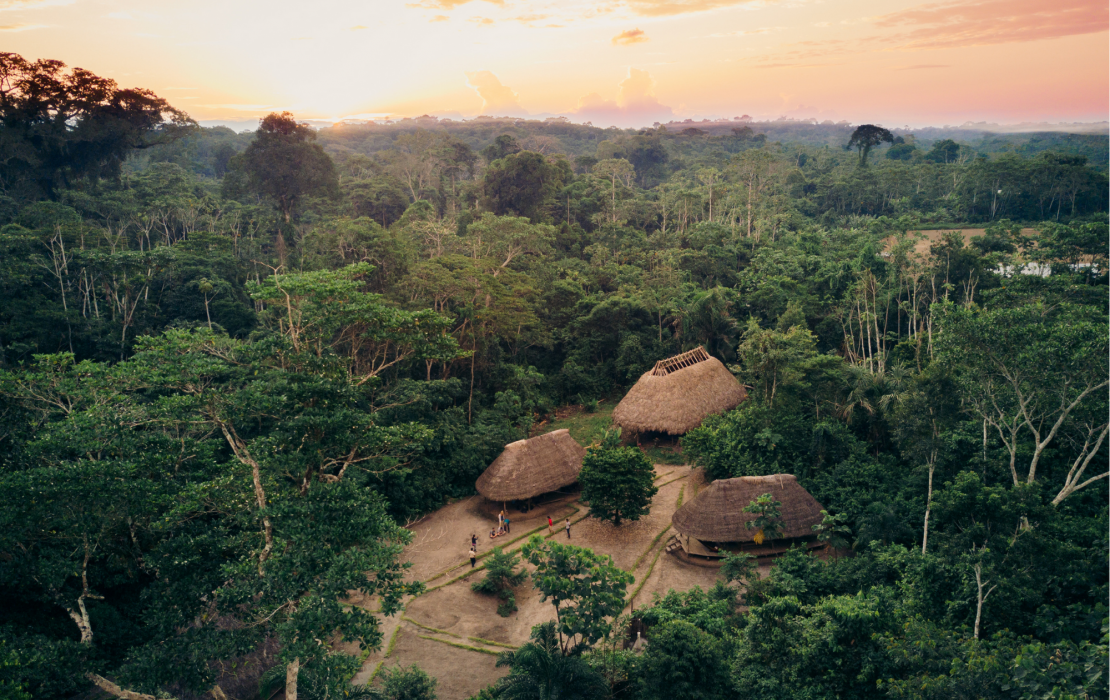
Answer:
[
  {"left": 504, "top": 516, "right": 510, "bottom": 534},
  {"left": 469, "top": 546, "right": 477, "bottom": 568},
  {"left": 565, "top": 518, "right": 571, "bottom": 539},
  {"left": 547, "top": 516, "right": 553, "bottom": 534},
  {"left": 471, "top": 533, "right": 478, "bottom": 549}
]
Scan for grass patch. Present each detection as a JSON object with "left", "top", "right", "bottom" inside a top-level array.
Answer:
[
  {"left": 418, "top": 635, "right": 500, "bottom": 656},
  {"left": 655, "top": 473, "right": 688, "bottom": 489},
  {"left": 385, "top": 624, "right": 403, "bottom": 657},
  {"left": 642, "top": 444, "right": 686, "bottom": 465},
  {"left": 541, "top": 401, "right": 616, "bottom": 446},
  {"left": 628, "top": 525, "right": 672, "bottom": 574},
  {"left": 423, "top": 565, "right": 486, "bottom": 594},
  {"left": 402, "top": 615, "right": 463, "bottom": 638},
  {"left": 468, "top": 636, "right": 518, "bottom": 650},
  {"left": 367, "top": 660, "right": 385, "bottom": 685},
  {"left": 626, "top": 527, "right": 671, "bottom": 609},
  {"left": 675, "top": 484, "right": 685, "bottom": 508}
]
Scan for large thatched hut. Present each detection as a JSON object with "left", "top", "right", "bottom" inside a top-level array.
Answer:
[
  {"left": 613, "top": 346, "right": 746, "bottom": 436},
  {"left": 476, "top": 429, "right": 586, "bottom": 507},
  {"left": 670, "top": 474, "right": 825, "bottom": 560}
]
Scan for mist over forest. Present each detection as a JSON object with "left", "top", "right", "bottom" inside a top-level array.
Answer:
[{"left": 0, "top": 54, "right": 1106, "bottom": 700}]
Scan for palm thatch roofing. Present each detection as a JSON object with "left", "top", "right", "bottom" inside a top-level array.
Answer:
[
  {"left": 475, "top": 429, "right": 586, "bottom": 502},
  {"left": 613, "top": 347, "right": 747, "bottom": 435},
  {"left": 671, "top": 474, "right": 824, "bottom": 542}
]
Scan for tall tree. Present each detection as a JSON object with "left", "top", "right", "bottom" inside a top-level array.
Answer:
[
  {"left": 235, "top": 112, "right": 338, "bottom": 222},
  {"left": 0, "top": 52, "right": 193, "bottom": 200},
  {"left": 847, "top": 125, "right": 894, "bottom": 167}
]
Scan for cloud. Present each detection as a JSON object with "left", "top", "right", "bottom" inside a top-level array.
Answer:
[
  {"left": 465, "top": 70, "right": 526, "bottom": 115},
  {"left": 572, "top": 68, "right": 673, "bottom": 127},
  {"left": 623, "top": 0, "right": 773, "bottom": 17},
  {"left": 0, "top": 0, "right": 72, "bottom": 9},
  {"left": 430, "top": 14, "right": 448, "bottom": 21},
  {"left": 351, "top": 24, "right": 367, "bottom": 30},
  {"left": 0, "top": 22, "right": 45, "bottom": 30},
  {"left": 707, "top": 26, "right": 779, "bottom": 37},
  {"left": 872, "top": 0, "right": 1107, "bottom": 49},
  {"left": 407, "top": 0, "right": 503, "bottom": 9},
  {"left": 512, "top": 14, "right": 551, "bottom": 25},
  {"left": 469, "top": 16, "right": 494, "bottom": 24},
  {"left": 612, "top": 28, "right": 649, "bottom": 45}
]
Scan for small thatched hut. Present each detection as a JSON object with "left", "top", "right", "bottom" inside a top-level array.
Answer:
[
  {"left": 613, "top": 346, "right": 746, "bottom": 436},
  {"left": 476, "top": 429, "right": 586, "bottom": 505},
  {"left": 670, "top": 474, "right": 825, "bottom": 559}
]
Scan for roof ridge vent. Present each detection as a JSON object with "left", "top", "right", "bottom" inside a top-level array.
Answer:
[{"left": 650, "top": 346, "right": 711, "bottom": 377}]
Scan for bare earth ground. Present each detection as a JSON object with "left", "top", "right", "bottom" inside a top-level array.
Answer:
[{"left": 351, "top": 465, "right": 771, "bottom": 700}]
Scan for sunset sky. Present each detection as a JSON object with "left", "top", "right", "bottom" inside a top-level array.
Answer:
[{"left": 3, "top": 0, "right": 1107, "bottom": 128}]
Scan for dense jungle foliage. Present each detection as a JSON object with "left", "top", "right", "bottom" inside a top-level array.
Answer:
[{"left": 0, "top": 56, "right": 1106, "bottom": 700}]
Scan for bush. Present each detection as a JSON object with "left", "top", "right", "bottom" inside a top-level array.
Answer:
[{"left": 471, "top": 547, "right": 527, "bottom": 617}]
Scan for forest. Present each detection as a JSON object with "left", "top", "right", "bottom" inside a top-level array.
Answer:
[{"left": 0, "top": 54, "right": 1107, "bottom": 700}]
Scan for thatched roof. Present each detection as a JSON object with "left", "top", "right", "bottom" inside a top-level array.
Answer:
[
  {"left": 613, "top": 347, "right": 747, "bottom": 435},
  {"left": 476, "top": 429, "right": 586, "bottom": 501},
  {"left": 671, "top": 474, "right": 824, "bottom": 542}
]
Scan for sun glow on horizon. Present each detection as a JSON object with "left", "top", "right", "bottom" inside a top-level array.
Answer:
[{"left": 3, "top": 0, "right": 1106, "bottom": 129}]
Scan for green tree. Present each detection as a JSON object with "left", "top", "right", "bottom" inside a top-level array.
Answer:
[
  {"left": 636, "top": 620, "right": 730, "bottom": 700},
  {"left": 374, "top": 664, "right": 438, "bottom": 700},
  {"left": 579, "top": 431, "right": 658, "bottom": 526},
  {"left": 493, "top": 623, "right": 608, "bottom": 700},
  {"left": 480, "top": 151, "right": 565, "bottom": 222},
  {"left": 734, "top": 317, "right": 820, "bottom": 408},
  {"left": 812, "top": 510, "right": 851, "bottom": 555},
  {"left": 743, "top": 493, "right": 783, "bottom": 545},
  {"left": 0, "top": 52, "right": 193, "bottom": 200},
  {"left": 235, "top": 111, "right": 339, "bottom": 222},
  {"left": 935, "top": 300, "right": 1108, "bottom": 505},
  {"left": 847, "top": 125, "right": 894, "bottom": 167},
  {"left": 519, "top": 536, "right": 633, "bottom": 654},
  {"left": 472, "top": 547, "right": 528, "bottom": 617}
]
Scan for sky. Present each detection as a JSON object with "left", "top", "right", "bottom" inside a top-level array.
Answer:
[{"left": 2, "top": 0, "right": 1107, "bottom": 129}]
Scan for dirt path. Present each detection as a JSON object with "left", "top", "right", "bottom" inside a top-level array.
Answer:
[{"left": 355, "top": 465, "right": 742, "bottom": 700}]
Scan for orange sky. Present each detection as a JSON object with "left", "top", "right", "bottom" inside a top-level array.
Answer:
[{"left": 3, "top": 0, "right": 1107, "bottom": 128}]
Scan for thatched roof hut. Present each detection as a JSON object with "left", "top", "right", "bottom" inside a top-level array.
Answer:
[
  {"left": 672, "top": 474, "right": 824, "bottom": 544},
  {"left": 476, "top": 429, "right": 586, "bottom": 502},
  {"left": 613, "top": 347, "right": 746, "bottom": 436}
]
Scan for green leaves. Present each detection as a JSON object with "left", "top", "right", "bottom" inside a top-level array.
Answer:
[
  {"left": 578, "top": 437, "right": 657, "bottom": 526},
  {"left": 519, "top": 536, "right": 633, "bottom": 654}
]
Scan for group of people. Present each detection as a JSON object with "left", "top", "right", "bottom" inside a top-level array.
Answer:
[
  {"left": 467, "top": 511, "right": 574, "bottom": 568},
  {"left": 489, "top": 510, "right": 512, "bottom": 538}
]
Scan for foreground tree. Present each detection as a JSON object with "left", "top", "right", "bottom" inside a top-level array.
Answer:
[
  {"left": 519, "top": 537, "right": 633, "bottom": 654},
  {"left": 636, "top": 620, "right": 730, "bottom": 700},
  {"left": 935, "top": 297, "right": 1108, "bottom": 504},
  {"left": 493, "top": 623, "right": 608, "bottom": 700},
  {"left": 578, "top": 431, "right": 658, "bottom": 526},
  {"left": 0, "top": 52, "right": 193, "bottom": 200}
]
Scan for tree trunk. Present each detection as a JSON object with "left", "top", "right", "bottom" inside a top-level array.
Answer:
[
  {"left": 922, "top": 451, "right": 936, "bottom": 555},
  {"left": 972, "top": 562, "right": 996, "bottom": 640},
  {"left": 286, "top": 658, "right": 300, "bottom": 700},
  {"left": 86, "top": 674, "right": 165, "bottom": 700}
]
